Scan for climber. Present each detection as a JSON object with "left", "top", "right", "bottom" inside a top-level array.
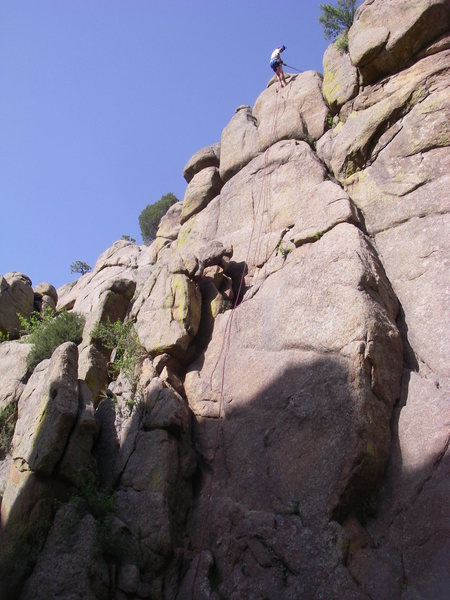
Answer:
[{"left": 270, "top": 45, "right": 287, "bottom": 87}]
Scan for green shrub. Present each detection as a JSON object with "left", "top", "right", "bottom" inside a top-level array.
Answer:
[
  {"left": 138, "top": 192, "right": 178, "bottom": 244},
  {"left": 335, "top": 31, "right": 349, "bottom": 53},
  {"left": 0, "top": 401, "right": 18, "bottom": 458},
  {"left": 276, "top": 241, "right": 293, "bottom": 257},
  {"left": 0, "top": 330, "right": 10, "bottom": 343},
  {"left": 19, "top": 309, "right": 85, "bottom": 371},
  {"left": 90, "top": 319, "right": 145, "bottom": 384}
]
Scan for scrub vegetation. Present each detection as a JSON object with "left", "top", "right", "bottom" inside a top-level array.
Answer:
[{"left": 19, "top": 309, "right": 85, "bottom": 371}]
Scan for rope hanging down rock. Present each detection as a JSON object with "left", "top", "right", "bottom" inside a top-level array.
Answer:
[{"left": 191, "top": 88, "right": 283, "bottom": 598}]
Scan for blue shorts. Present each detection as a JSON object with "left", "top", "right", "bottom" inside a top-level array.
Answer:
[{"left": 270, "top": 58, "right": 281, "bottom": 72}]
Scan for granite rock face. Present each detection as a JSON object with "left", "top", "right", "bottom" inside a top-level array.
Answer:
[
  {"left": 322, "top": 39, "right": 359, "bottom": 111},
  {"left": 0, "top": 341, "right": 31, "bottom": 411},
  {"left": 0, "top": 1, "right": 448, "bottom": 598},
  {"left": 349, "top": 0, "right": 450, "bottom": 84},
  {"left": 0, "top": 272, "right": 34, "bottom": 338}
]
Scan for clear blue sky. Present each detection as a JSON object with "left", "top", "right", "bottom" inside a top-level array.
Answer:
[{"left": 0, "top": 0, "right": 331, "bottom": 289}]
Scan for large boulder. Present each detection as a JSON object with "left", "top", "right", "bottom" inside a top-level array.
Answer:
[
  {"left": 58, "top": 380, "right": 97, "bottom": 485},
  {"left": 78, "top": 344, "right": 109, "bottom": 407},
  {"left": 57, "top": 244, "right": 138, "bottom": 391},
  {"left": 33, "top": 282, "right": 58, "bottom": 305},
  {"left": 0, "top": 342, "right": 81, "bottom": 599},
  {"left": 19, "top": 503, "right": 104, "bottom": 600},
  {"left": 180, "top": 166, "right": 223, "bottom": 225},
  {"left": 375, "top": 214, "right": 450, "bottom": 378},
  {"left": 155, "top": 201, "right": 183, "bottom": 241},
  {"left": 313, "top": 9, "right": 450, "bottom": 596},
  {"left": 0, "top": 272, "right": 34, "bottom": 338},
  {"left": 131, "top": 266, "right": 201, "bottom": 358},
  {"left": 219, "top": 105, "right": 259, "bottom": 182},
  {"left": 322, "top": 40, "right": 359, "bottom": 111},
  {"left": 0, "top": 341, "right": 31, "bottom": 410},
  {"left": 219, "top": 72, "right": 329, "bottom": 183},
  {"left": 254, "top": 70, "right": 329, "bottom": 150},
  {"left": 183, "top": 143, "right": 220, "bottom": 183},
  {"left": 317, "top": 48, "right": 450, "bottom": 180},
  {"left": 183, "top": 222, "right": 402, "bottom": 598},
  {"left": 9, "top": 342, "right": 79, "bottom": 477},
  {"left": 348, "top": 0, "right": 450, "bottom": 84},
  {"left": 179, "top": 140, "right": 343, "bottom": 275},
  {"left": 57, "top": 240, "right": 140, "bottom": 316}
]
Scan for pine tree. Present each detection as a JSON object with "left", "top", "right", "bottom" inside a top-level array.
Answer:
[
  {"left": 319, "top": 0, "right": 358, "bottom": 40},
  {"left": 138, "top": 193, "right": 178, "bottom": 245}
]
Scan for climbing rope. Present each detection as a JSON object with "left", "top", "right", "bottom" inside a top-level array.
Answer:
[
  {"left": 283, "top": 63, "right": 302, "bottom": 73},
  {"left": 191, "top": 85, "right": 283, "bottom": 598}
]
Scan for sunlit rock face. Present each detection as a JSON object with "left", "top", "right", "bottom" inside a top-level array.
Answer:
[{"left": 0, "top": 1, "right": 449, "bottom": 598}]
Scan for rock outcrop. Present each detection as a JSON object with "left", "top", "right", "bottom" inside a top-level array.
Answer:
[
  {"left": 0, "top": 273, "right": 34, "bottom": 338},
  {"left": 0, "top": 1, "right": 448, "bottom": 598}
]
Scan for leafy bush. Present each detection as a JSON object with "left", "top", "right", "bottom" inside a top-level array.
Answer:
[
  {"left": 319, "top": 0, "right": 358, "bottom": 41},
  {"left": 19, "top": 309, "right": 85, "bottom": 371},
  {"left": 0, "top": 330, "right": 10, "bottom": 343},
  {"left": 138, "top": 192, "right": 178, "bottom": 244},
  {"left": 0, "top": 401, "right": 17, "bottom": 458},
  {"left": 90, "top": 318, "right": 145, "bottom": 384}
]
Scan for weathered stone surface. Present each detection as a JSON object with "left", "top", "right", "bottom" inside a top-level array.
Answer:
[
  {"left": 349, "top": 0, "right": 450, "bottom": 84},
  {"left": 345, "top": 370, "right": 450, "bottom": 599},
  {"left": 0, "top": 454, "right": 12, "bottom": 500},
  {"left": 19, "top": 503, "right": 102, "bottom": 600},
  {"left": 78, "top": 344, "right": 109, "bottom": 406},
  {"left": 62, "top": 270, "right": 136, "bottom": 350},
  {"left": 183, "top": 143, "right": 220, "bottom": 183},
  {"left": 33, "top": 282, "right": 58, "bottom": 304},
  {"left": 155, "top": 201, "right": 183, "bottom": 240},
  {"left": 183, "top": 222, "right": 402, "bottom": 597},
  {"left": 0, "top": 341, "right": 31, "bottom": 410},
  {"left": 10, "top": 342, "right": 79, "bottom": 476},
  {"left": 289, "top": 179, "right": 360, "bottom": 246},
  {"left": 131, "top": 266, "right": 201, "bottom": 357},
  {"left": 254, "top": 70, "right": 329, "bottom": 150},
  {"left": 58, "top": 380, "right": 97, "bottom": 484},
  {"left": 180, "top": 166, "right": 222, "bottom": 225},
  {"left": 115, "top": 430, "right": 179, "bottom": 573},
  {"left": 0, "top": 272, "right": 34, "bottom": 338},
  {"left": 58, "top": 240, "right": 139, "bottom": 323},
  {"left": 180, "top": 140, "right": 334, "bottom": 274},
  {"left": 142, "top": 387, "right": 189, "bottom": 434},
  {"left": 2, "top": 5, "right": 448, "bottom": 596},
  {"left": 92, "top": 239, "right": 141, "bottom": 275},
  {"left": 219, "top": 105, "right": 259, "bottom": 182},
  {"left": 375, "top": 214, "right": 450, "bottom": 378},
  {"left": 322, "top": 40, "right": 359, "bottom": 111},
  {"left": 343, "top": 58, "right": 450, "bottom": 232},
  {"left": 39, "top": 293, "right": 57, "bottom": 313},
  {"left": 93, "top": 397, "right": 119, "bottom": 489},
  {"left": 311, "top": 9, "right": 450, "bottom": 596},
  {"left": 318, "top": 48, "right": 450, "bottom": 180}
]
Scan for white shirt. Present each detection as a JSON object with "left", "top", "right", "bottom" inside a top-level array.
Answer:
[{"left": 271, "top": 48, "right": 282, "bottom": 62}]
